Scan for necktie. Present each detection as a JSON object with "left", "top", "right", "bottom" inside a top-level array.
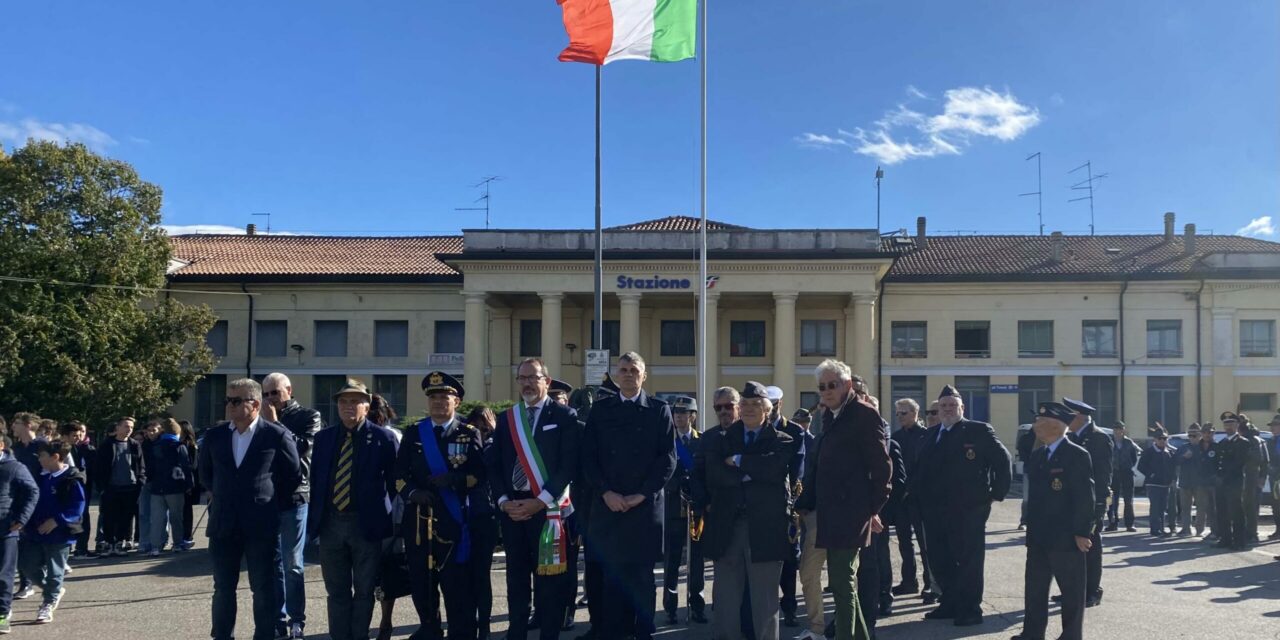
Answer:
[
  {"left": 333, "top": 429, "right": 353, "bottom": 512},
  {"left": 746, "top": 430, "right": 757, "bottom": 446},
  {"left": 511, "top": 405, "right": 533, "bottom": 492}
]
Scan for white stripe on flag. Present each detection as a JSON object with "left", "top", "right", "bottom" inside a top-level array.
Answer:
[{"left": 606, "top": 0, "right": 658, "bottom": 63}]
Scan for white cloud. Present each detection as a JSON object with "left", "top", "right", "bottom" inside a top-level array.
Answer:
[
  {"left": 798, "top": 86, "right": 1041, "bottom": 165},
  {"left": 162, "top": 224, "right": 294, "bottom": 236},
  {"left": 1237, "top": 216, "right": 1276, "bottom": 237},
  {"left": 0, "top": 117, "right": 116, "bottom": 152}
]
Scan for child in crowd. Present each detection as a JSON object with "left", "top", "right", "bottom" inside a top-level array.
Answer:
[
  {"left": 94, "top": 417, "right": 144, "bottom": 557},
  {"left": 21, "top": 440, "right": 86, "bottom": 625},
  {"left": 0, "top": 433, "right": 39, "bottom": 634},
  {"left": 146, "top": 418, "right": 193, "bottom": 556}
]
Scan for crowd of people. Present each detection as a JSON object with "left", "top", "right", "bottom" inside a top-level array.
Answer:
[{"left": 0, "top": 354, "right": 1277, "bottom": 640}]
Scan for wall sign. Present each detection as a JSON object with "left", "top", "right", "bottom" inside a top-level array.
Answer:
[
  {"left": 990, "top": 384, "right": 1019, "bottom": 393},
  {"left": 617, "top": 275, "right": 692, "bottom": 290}
]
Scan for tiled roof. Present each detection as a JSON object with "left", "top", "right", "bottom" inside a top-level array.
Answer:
[
  {"left": 885, "top": 234, "right": 1280, "bottom": 281},
  {"left": 168, "top": 234, "right": 463, "bottom": 279},
  {"left": 607, "top": 215, "right": 747, "bottom": 231}
]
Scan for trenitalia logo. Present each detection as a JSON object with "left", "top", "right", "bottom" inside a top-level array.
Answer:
[{"left": 617, "top": 275, "right": 693, "bottom": 290}]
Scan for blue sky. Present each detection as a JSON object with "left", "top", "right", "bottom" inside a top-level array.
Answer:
[{"left": 2, "top": 1, "right": 1276, "bottom": 238}]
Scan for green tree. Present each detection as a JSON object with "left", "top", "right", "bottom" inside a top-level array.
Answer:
[{"left": 0, "top": 141, "right": 217, "bottom": 429}]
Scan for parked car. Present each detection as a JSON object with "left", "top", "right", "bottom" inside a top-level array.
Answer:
[
  {"left": 1015, "top": 423, "right": 1143, "bottom": 488},
  {"left": 1167, "top": 431, "right": 1273, "bottom": 507}
]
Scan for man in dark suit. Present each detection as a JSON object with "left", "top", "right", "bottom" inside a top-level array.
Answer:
[
  {"left": 575, "top": 374, "right": 621, "bottom": 640},
  {"left": 581, "top": 352, "right": 676, "bottom": 640},
  {"left": 765, "top": 386, "right": 805, "bottom": 629},
  {"left": 307, "top": 378, "right": 399, "bottom": 640},
  {"left": 911, "top": 384, "right": 1011, "bottom": 628},
  {"left": 662, "top": 396, "right": 706, "bottom": 625},
  {"left": 889, "top": 398, "right": 932, "bottom": 601},
  {"left": 488, "top": 358, "right": 581, "bottom": 640},
  {"left": 1012, "top": 402, "right": 1094, "bottom": 640},
  {"left": 795, "top": 362, "right": 891, "bottom": 640},
  {"left": 1062, "top": 398, "right": 1112, "bottom": 607},
  {"left": 1214, "top": 412, "right": 1251, "bottom": 550},
  {"left": 199, "top": 378, "right": 303, "bottom": 640}
]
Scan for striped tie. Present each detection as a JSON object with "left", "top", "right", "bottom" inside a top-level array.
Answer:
[
  {"left": 333, "top": 429, "right": 353, "bottom": 512},
  {"left": 511, "top": 406, "right": 533, "bottom": 492}
]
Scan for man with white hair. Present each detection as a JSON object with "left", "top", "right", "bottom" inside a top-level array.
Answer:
[
  {"left": 262, "top": 372, "right": 323, "bottom": 640},
  {"left": 890, "top": 398, "right": 933, "bottom": 602}
]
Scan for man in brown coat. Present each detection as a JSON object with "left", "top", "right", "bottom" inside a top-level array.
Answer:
[{"left": 795, "top": 359, "right": 892, "bottom": 640}]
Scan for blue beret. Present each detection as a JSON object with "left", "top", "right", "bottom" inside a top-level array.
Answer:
[{"left": 742, "top": 381, "right": 769, "bottom": 400}]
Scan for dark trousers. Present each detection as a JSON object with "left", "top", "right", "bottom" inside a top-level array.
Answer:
[
  {"left": 662, "top": 519, "right": 706, "bottom": 616},
  {"left": 599, "top": 560, "right": 657, "bottom": 640},
  {"left": 1148, "top": 486, "right": 1170, "bottom": 535},
  {"left": 470, "top": 515, "right": 498, "bottom": 638},
  {"left": 183, "top": 487, "right": 197, "bottom": 541},
  {"left": 0, "top": 537, "right": 16, "bottom": 616},
  {"left": 101, "top": 485, "right": 140, "bottom": 544},
  {"left": 779, "top": 538, "right": 800, "bottom": 617},
  {"left": 1216, "top": 484, "right": 1247, "bottom": 548},
  {"left": 406, "top": 529, "right": 477, "bottom": 640},
  {"left": 502, "top": 513, "right": 570, "bottom": 640},
  {"left": 210, "top": 531, "right": 281, "bottom": 640},
  {"left": 1243, "top": 475, "right": 1260, "bottom": 540},
  {"left": 1107, "top": 475, "right": 1135, "bottom": 527},
  {"left": 1022, "top": 546, "right": 1085, "bottom": 640},
  {"left": 1084, "top": 516, "right": 1103, "bottom": 597},
  {"left": 318, "top": 513, "right": 382, "bottom": 640},
  {"left": 922, "top": 503, "right": 989, "bottom": 619},
  {"left": 584, "top": 560, "right": 604, "bottom": 632},
  {"left": 894, "top": 509, "right": 931, "bottom": 590},
  {"left": 856, "top": 536, "right": 880, "bottom": 636},
  {"left": 874, "top": 530, "right": 891, "bottom": 605},
  {"left": 74, "top": 497, "right": 93, "bottom": 553}
]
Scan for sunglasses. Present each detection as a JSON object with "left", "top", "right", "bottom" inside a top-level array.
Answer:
[
  {"left": 224, "top": 397, "right": 255, "bottom": 406},
  {"left": 817, "top": 381, "right": 844, "bottom": 392},
  {"left": 713, "top": 403, "right": 736, "bottom": 412},
  {"left": 926, "top": 410, "right": 938, "bottom": 416}
]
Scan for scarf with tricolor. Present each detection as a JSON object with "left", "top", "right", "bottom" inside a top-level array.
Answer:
[{"left": 507, "top": 404, "right": 573, "bottom": 575}]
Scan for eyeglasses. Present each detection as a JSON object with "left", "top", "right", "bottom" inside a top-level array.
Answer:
[
  {"left": 225, "top": 397, "right": 255, "bottom": 406},
  {"left": 816, "top": 381, "right": 844, "bottom": 392},
  {"left": 713, "top": 403, "right": 736, "bottom": 412},
  {"left": 264, "top": 389, "right": 284, "bottom": 397},
  {"left": 926, "top": 410, "right": 938, "bottom": 416},
  {"left": 515, "top": 375, "right": 544, "bottom": 383}
]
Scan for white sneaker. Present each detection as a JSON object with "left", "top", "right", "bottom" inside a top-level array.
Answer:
[
  {"left": 49, "top": 588, "right": 65, "bottom": 611},
  {"left": 12, "top": 586, "right": 34, "bottom": 600},
  {"left": 34, "top": 604, "right": 53, "bottom": 624},
  {"left": 290, "top": 622, "right": 304, "bottom": 638},
  {"left": 795, "top": 631, "right": 821, "bottom": 640}
]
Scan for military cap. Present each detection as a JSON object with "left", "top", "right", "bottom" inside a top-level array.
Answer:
[
  {"left": 421, "top": 371, "right": 465, "bottom": 398},
  {"left": 1112, "top": 420, "right": 1127, "bottom": 430},
  {"left": 1036, "top": 401, "right": 1076, "bottom": 425},
  {"left": 333, "top": 377, "right": 372, "bottom": 402},
  {"left": 1152, "top": 427, "right": 1169, "bottom": 439},
  {"left": 765, "top": 386, "right": 784, "bottom": 402},
  {"left": 1267, "top": 414, "right": 1280, "bottom": 427},
  {"left": 1062, "top": 397, "right": 1096, "bottom": 416},
  {"left": 938, "top": 385, "right": 960, "bottom": 399},
  {"left": 1186, "top": 422, "right": 1201, "bottom": 433},
  {"left": 742, "top": 381, "right": 769, "bottom": 400},
  {"left": 1220, "top": 410, "right": 1239, "bottom": 423},
  {"left": 549, "top": 379, "right": 574, "bottom": 396},
  {"left": 671, "top": 396, "right": 698, "bottom": 413},
  {"left": 791, "top": 408, "right": 812, "bottom": 424},
  {"left": 1236, "top": 412, "right": 1251, "bottom": 426}
]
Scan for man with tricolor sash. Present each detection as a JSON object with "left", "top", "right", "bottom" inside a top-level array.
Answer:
[
  {"left": 487, "top": 358, "right": 582, "bottom": 640},
  {"left": 396, "top": 372, "right": 487, "bottom": 640}
]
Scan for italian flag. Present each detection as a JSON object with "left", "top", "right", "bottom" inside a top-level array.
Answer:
[{"left": 557, "top": 0, "right": 697, "bottom": 65}]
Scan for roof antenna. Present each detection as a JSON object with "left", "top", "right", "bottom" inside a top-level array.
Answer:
[
  {"left": 1068, "top": 161, "right": 1108, "bottom": 236},
  {"left": 1019, "top": 153, "right": 1043, "bottom": 235},
  {"left": 251, "top": 212, "right": 271, "bottom": 234},
  {"left": 874, "top": 166, "right": 884, "bottom": 233},
  {"left": 455, "top": 176, "right": 502, "bottom": 229}
]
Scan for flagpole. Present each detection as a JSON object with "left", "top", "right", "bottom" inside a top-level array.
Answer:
[
  {"left": 697, "top": 0, "right": 708, "bottom": 420},
  {"left": 593, "top": 65, "right": 604, "bottom": 357}
]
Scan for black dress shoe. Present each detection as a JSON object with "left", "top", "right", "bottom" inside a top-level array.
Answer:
[
  {"left": 891, "top": 582, "right": 919, "bottom": 596},
  {"left": 576, "top": 628, "right": 596, "bottom": 640},
  {"left": 563, "top": 610, "right": 576, "bottom": 632},
  {"left": 783, "top": 612, "right": 799, "bottom": 627},
  {"left": 528, "top": 612, "right": 541, "bottom": 629},
  {"left": 690, "top": 611, "right": 708, "bottom": 624},
  {"left": 1050, "top": 594, "right": 1062, "bottom": 603},
  {"left": 1010, "top": 635, "right": 1044, "bottom": 640},
  {"left": 878, "top": 603, "right": 893, "bottom": 618},
  {"left": 921, "top": 591, "right": 939, "bottom": 605},
  {"left": 924, "top": 607, "right": 955, "bottom": 620},
  {"left": 1103, "top": 524, "right": 1117, "bottom": 532},
  {"left": 665, "top": 612, "right": 678, "bottom": 625},
  {"left": 954, "top": 614, "right": 983, "bottom": 627},
  {"left": 1085, "top": 595, "right": 1101, "bottom": 608}
]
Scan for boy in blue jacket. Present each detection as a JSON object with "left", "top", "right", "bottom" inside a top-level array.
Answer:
[
  {"left": 0, "top": 433, "right": 39, "bottom": 634},
  {"left": 21, "top": 440, "right": 86, "bottom": 625}
]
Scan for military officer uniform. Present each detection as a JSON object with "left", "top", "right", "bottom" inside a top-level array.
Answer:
[
  {"left": 662, "top": 396, "right": 708, "bottom": 624},
  {"left": 1214, "top": 412, "right": 1251, "bottom": 550},
  {"left": 396, "top": 372, "right": 487, "bottom": 640},
  {"left": 1013, "top": 403, "right": 1095, "bottom": 640},
  {"left": 1062, "top": 398, "right": 1112, "bottom": 607}
]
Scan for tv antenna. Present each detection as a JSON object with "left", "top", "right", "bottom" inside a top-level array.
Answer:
[
  {"left": 874, "top": 166, "right": 884, "bottom": 232},
  {"left": 251, "top": 212, "right": 271, "bottom": 234},
  {"left": 455, "top": 176, "right": 502, "bottom": 229},
  {"left": 1019, "top": 153, "right": 1043, "bottom": 235},
  {"left": 1068, "top": 161, "right": 1108, "bottom": 236}
]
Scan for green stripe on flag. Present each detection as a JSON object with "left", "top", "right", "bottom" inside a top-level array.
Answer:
[{"left": 650, "top": 0, "right": 696, "bottom": 62}]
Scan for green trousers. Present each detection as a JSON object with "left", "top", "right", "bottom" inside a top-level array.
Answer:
[{"left": 827, "top": 547, "right": 870, "bottom": 640}]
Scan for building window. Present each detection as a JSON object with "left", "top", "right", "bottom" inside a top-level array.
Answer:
[
  {"left": 1146, "top": 320, "right": 1182, "bottom": 358},
  {"left": 434, "top": 321, "right": 465, "bottom": 354},
  {"left": 1083, "top": 376, "right": 1120, "bottom": 428},
  {"left": 955, "top": 375, "right": 990, "bottom": 422},
  {"left": 730, "top": 321, "right": 766, "bottom": 357},
  {"left": 661, "top": 320, "right": 696, "bottom": 356},
  {"left": 1239, "top": 393, "right": 1275, "bottom": 414},
  {"left": 800, "top": 320, "right": 837, "bottom": 357},
  {"left": 375, "top": 321, "right": 409, "bottom": 358},
  {"left": 1147, "top": 376, "right": 1182, "bottom": 432},
  {"left": 590, "top": 320, "right": 621, "bottom": 356},
  {"left": 890, "top": 322, "right": 927, "bottom": 358},
  {"left": 890, "top": 376, "right": 927, "bottom": 417},
  {"left": 374, "top": 375, "right": 408, "bottom": 422},
  {"left": 1018, "top": 321, "right": 1054, "bottom": 358},
  {"left": 955, "top": 321, "right": 991, "bottom": 359},
  {"left": 315, "top": 321, "right": 348, "bottom": 358},
  {"left": 799, "top": 392, "right": 819, "bottom": 412},
  {"left": 1082, "top": 320, "right": 1118, "bottom": 358},
  {"left": 255, "top": 320, "right": 287, "bottom": 358},
  {"left": 1018, "top": 376, "right": 1054, "bottom": 424},
  {"left": 520, "top": 319, "right": 542, "bottom": 357},
  {"left": 194, "top": 374, "right": 227, "bottom": 431},
  {"left": 206, "top": 320, "right": 228, "bottom": 358},
  {"left": 1240, "top": 320, "right": 1276, "bottom": 357},
  {"left": 313, "top": 375, "right": 347, "bottom": 428}
]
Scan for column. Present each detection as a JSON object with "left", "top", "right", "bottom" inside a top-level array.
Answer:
[
  {"left": 1210, "top": 308, "right": 1236, "bottom": 421},
  {"left": 489, "top": 308, "right": 513, "bottom": 400},
  {"left": 773, "top": 292, "right": 798, "bottom": 401},
  {"left": 539, "top": 292, "right": 564, "bottom": 377},
  {"left": 463, "top": 292, "right": 488, "bottom": 402},
  {"left": 619, "top": 292, "right": 642, "bottom": 355},
  {"left": 699, "top": 292, "right": 720, "bottom": 404},
  {"left": 849, "top": 293, "right": 877, "bottom": 395}
]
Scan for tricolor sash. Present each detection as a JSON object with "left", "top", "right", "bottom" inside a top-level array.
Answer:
[
  {"left": 417, "top": 420, "right": 470, "bottom": 563},
  {"left": 507, "top": 405, "right": 573, "bottom": 575}
]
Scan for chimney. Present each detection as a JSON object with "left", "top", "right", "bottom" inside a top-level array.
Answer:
[
  {"left": 1163, "top": 212, "right": 1175, "bottom": 241},
  {"left": 916, "top": 216, "right": 927, "bottom": 249},
  {"left": 1051, "top": 231, "right": 1064, "bottom": 263},
  {"left": 246, "top": 223, "right": 257, "bottom": 236},
  {"left": 1184, "top": 223, "right": 1197, "bottom": 254}
]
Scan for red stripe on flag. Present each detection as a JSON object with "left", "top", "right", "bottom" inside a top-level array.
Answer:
[{"left": 557, "top": 0, "right": 613, "bottom": 65}]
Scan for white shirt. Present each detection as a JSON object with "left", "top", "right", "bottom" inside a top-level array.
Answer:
[
  {"left": 231, "top": 418, "right": 260, "bottom": 468},
  {"left": 1045, "top": 435, "right": 1067, "bottom": 458},
  {"left": 621, "top": 390, "right": 642, "bottom": 403},
  {"left": 524, "top": 396, "right": 549, "bottom": 425}
]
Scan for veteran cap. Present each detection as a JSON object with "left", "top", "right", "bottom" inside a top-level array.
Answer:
[
  {"left": 333, "top": 377, "right": 372, "bottom": 402},
  {"left": 1062, "top": 397, "right": 1096, "bottom": 416},
  {"left": 742, "top": 381, "right": 769, "bottom": 400},
  {"left": 791, "top": 408, "right": 812, "bottom": 424},
  {"left": 672, "top": 396, "right": 698, "bottom": 413},
  {"left": 938, "top": 385, "right": 960, "bottom": 399},
  {"left": 549, "top": 379, "right": 574, "bottom": 396},
  {"left": 1036, "top": 401, "right": 1077, "bottom": 425},
  {"left": 765, "top": 386, "right": 784, "bottom": 402},
  {"left": 422, "top": 371, "right": 465, "bottom": 398}
]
